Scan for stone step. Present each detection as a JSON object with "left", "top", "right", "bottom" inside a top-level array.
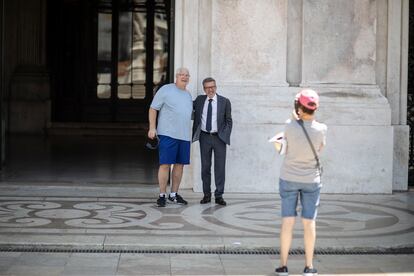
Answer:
[{"left": 46, "top": 122, "right": 148, "bottom": 136}]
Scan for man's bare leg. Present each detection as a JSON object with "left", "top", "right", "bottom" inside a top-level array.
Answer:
[
  {"left": 158, "top": 164, "right": 170, "bottom": 193},
  {"left": 171, "top": 164, "right": 183, "bottom": 193}
]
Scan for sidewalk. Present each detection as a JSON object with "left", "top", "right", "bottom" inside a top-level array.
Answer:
[
  {"left": 0, "top": 251, "right": 413, "bottom": 275},
  {"left": 0, "top": 183, "right": 413, "bottom": 253}
]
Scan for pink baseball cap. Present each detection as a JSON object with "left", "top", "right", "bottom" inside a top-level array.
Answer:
[{"left": 298, "top": 89, "right": 319, "bottom": 110}]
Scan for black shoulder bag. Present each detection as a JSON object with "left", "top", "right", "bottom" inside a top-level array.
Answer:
[{"left": 297, "top": 119, "right": 323, "bottom": 177}]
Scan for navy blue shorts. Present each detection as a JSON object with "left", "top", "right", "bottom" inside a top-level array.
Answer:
[{"left": 158, "top": 135, "right": 191, "bottom": 165}]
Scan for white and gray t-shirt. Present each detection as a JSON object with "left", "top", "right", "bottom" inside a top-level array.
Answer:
[
  {"left": 280, "top": 119, "right": 327, "bottom": 184},
  {"left": 150, "top": 83, "right": 193, "bottom": 141}
]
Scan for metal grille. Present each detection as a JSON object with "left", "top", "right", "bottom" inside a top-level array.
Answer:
[{"left": 0, "top": 247, "right": 412, "bottom": 255}]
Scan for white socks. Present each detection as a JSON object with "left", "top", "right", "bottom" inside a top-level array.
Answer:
[{"left": 160, "top": 192, "right": 177, "bottom": 197}]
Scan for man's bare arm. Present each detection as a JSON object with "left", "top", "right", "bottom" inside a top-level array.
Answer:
[{"left": 148, "top": 108, "right": 158, "bottom": 139}]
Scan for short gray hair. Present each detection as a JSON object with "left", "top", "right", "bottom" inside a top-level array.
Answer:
[{"left": 176, "top": 67, "right": 189, "bottom": 76}]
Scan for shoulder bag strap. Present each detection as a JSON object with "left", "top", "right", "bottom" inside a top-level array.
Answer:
[{"left": 297, "top": 119, "right": 322, "bottom": 176}]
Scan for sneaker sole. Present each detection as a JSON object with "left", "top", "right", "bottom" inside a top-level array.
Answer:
[
  {"left": 276, "top": 273, "right": 288, "bottom": 276},
  {"left": 303, "top": 273, "right": 317, "bottom": 276},
  {"left": 167, "top": 201, "right": 187, "bottom": 205}
]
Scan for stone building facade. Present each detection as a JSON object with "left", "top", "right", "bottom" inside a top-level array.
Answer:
[
  {"left": 177, "top": 0, "right": 409, "bottom": 193},
  {"left": 0, "top": 0, "right": 410, "bottom": 194}
]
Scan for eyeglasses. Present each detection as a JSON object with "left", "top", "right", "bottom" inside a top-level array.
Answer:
[
  {"left": 177, "top": 73, "right": 190, "bottom": 77},
  {"left": 203, "top": 86, "right": 216, "bottom": 89}
]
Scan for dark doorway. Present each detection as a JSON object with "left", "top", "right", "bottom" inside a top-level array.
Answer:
[
  {"left": 47, "top": 0, "right": 174, "bottom": 122},
  {"left": 0, "top": 0, "right": 174, "bottom": 185},
  {"left": 1, "top": 134, "right": 158, "bottom": 185}
]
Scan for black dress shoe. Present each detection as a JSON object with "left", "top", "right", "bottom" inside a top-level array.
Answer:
[
  {"left": 200, "top": 195, "right": 211, "bottom": 204},
  {"left": 215, "top": 197, "right": 227, "bottom": 206}
]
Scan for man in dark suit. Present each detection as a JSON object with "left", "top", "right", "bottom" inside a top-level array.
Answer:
[{"left": 192, "top": 77, "right": 232, "bottom": 206}]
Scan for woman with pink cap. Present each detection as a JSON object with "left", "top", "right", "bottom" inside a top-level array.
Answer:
[{"left": 275, "top": 89, "right": 327, "bottom": 276}]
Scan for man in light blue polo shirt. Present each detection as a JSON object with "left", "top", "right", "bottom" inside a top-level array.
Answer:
[{"left": 148, "top": 67, "right": 193, "bottom": 207}]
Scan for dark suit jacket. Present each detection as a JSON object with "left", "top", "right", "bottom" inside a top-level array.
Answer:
[{"left": 192, "top": 94, "right": 232, "bottom": 145}]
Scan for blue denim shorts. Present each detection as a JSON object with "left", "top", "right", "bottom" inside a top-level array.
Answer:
[
  {"left": 158, "top": 135, "right": 190, "bottom": 165},
  {"left": 279, "top": 178, "right": 321, "bottom": 220}
]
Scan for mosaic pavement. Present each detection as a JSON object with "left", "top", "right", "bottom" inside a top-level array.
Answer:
[
  {"left": 0, "top": 196, "right": 412, "bottom": 238},
  {"left": 0, "top": 187, "right": 413, "bottom": 251}
]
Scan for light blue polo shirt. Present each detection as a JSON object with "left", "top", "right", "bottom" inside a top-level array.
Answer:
[{"left": 150, "top": 83, "right": 193, "bottom": 141}]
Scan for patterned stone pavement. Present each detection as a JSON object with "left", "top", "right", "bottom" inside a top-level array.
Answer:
[{"left": 0, "top": 184, "right": 413, "bottom": 252}]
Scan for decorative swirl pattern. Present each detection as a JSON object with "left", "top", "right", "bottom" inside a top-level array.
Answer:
[
  {"left": 65, "top": 202, "right": 183, "bottom": 229},
  {"left": 0, "top": 201, "right": 61, "bottom": 227},
  {"left": 0, "top": 199, "right": 412, "bottom": 239}
]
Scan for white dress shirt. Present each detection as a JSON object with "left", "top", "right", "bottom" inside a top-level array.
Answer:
[{"left": 201, "top": 94, "right": 218, "bottom": 133}]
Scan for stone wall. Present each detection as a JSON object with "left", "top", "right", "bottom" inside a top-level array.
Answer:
[{"left": 177, "top": 0, "right": 409, "bottom": 193}]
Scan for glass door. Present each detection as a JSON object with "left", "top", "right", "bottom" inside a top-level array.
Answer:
[
  {"left": 87, "top": 0, "right": 172, "bottom": 122},
  {"left": 48, "top": 0, "right": 173, "bottom": 123}
]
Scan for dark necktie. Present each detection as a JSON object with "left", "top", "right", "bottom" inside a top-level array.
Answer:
[{"left": 206, "top": 99, "right": 213, "bottom": 132}]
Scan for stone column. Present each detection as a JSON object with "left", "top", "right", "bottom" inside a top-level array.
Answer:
[
  {"left": 300, "top": 0, "right": 394, "bottom": 193},
  {"left": 387, "top": 0, "right": 409, "bottom": 190},
  {"left": 174, "top": 0, "right": 200, "bottom": 189},
  {"left": 178, "top": 0, "right": 290, "bottom": 193},
  {"left": 8, "top": 0, "right": 50, "bottom": 134},
  {"left": 174, "top": 0, "right": 199, "bottom": 93}
]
